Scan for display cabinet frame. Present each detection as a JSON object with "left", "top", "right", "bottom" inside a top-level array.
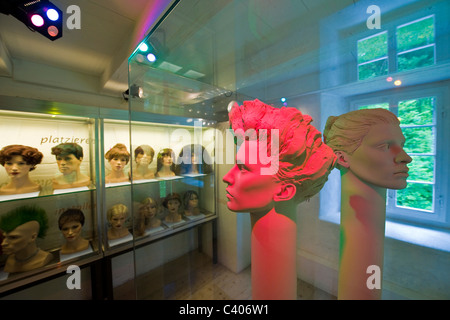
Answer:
[
  {"left": 0, "top": 96, "right": 105, "bottom": 298},
  {"left": 0, "top": 95, "right": 218, "bottom": 299}
]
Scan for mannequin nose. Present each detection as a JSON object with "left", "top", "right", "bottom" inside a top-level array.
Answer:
[
  {"left": 396, "top": 148, "right": 412, "bottom": 164},
  {"left": 223, "top": 165, "right": 237, "bottom": 185}
]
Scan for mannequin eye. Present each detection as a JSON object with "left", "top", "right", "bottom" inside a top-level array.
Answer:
[{"left": 237, "top": 164, "right": 250, "bottom": 172}]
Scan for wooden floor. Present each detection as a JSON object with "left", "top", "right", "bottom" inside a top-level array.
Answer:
[{"left": 114, "top": 250, "right": 336, "bottom": 300}]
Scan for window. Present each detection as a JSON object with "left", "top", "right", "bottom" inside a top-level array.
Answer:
[
  {"left": 357, "top": 32, "right": 388, "bottom": 80},
  {"left": 397, "top": 16, "right": 435, "bottom": 72},
  {"left": 350, "top": 86, "right": 450, "bottom": 228},
  {"left": 357, "top": 15, "right": 435, "bottom": 80},
  {"left": 359, "top": 97, "right": 436, "bottom": 215},
  {"left": 396, "top": 97, "right": 436, "bottom": 212}
]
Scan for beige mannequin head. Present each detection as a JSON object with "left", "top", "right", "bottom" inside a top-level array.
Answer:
[
  {"left": 324, "top": 108, "right": 412, "bottom": 189},
  {"left": 51, "top": 143, "right": 84, "bottom": 175},
  {"left": 0, "top": 205, "right": 48, "bottom": 255},
  {"left": 1, "top": 221, "right": 39, "bottom": 256}
]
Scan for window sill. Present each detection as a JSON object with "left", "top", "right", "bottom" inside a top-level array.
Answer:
[
  {"left": 320, "top": 212, "right": 450, "bottom": 253},
  {"left": 385, "top": 220, "right": 450, "bottom": 252}
]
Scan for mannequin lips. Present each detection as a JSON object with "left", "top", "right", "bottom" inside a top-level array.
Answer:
[
  {"left": 1, "top": 247, "right": 12, "bottom": 255},
  {"left": 394, "top": 167, "right": 409, "bottom": 177},
  {"left": 394, "top": 172, "right": 409, "bottom": 177},
  {"left": 225, "top": 189, "right": 234, "bottom": 198}
]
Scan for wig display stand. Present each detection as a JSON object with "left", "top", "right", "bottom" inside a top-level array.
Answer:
[
  {"left": 106, "top": 181, "right": 131, "bottom": 188},
  {"left": 108, "top": 233, "right": 133, "bottom": 247},
  {"left": 338, "top": 170, "right": 386, "bottom": 300},
  {"left": 132, "top": 178, "right": 158, "bottom": 184},
  {"left": 251, "top": 209, "right": 297, "bottom": 300},
  {"left": 185, "top": 213, "right": 205, "bottom": 221},
  {"left": 143, "top": 225, "right": 165, "bottom": 236},
  {"left": 163, "top": 220, "right": 186, "bottom": 229},
  {"left": 0, "top": 191, "right": 40, "bottom": 202},
  {"left": 53, "top": 186, "right": 90, "bottom": 195},
  {"left": 59, "top": 245, "right": 94, "bottom": 262}
]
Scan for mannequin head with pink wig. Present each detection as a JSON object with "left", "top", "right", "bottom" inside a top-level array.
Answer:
[{"left": 223, "top": 99, "right": 336, "bottom": 212}]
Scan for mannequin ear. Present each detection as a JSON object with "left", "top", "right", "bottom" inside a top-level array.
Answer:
[
  {"left": 30, "top": 231, "right": 38, "bottom": 243},
  {"left": 274, "top": 183, "right": 296, "bottom": 202},
  {"left": 335, "top": 151, "right": 350, "bottom": 168}
]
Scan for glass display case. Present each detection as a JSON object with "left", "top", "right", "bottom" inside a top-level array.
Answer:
[
  {"left": 0, "top": 97, "right": 219, "bottom": 299},
  {"left": 126, "top": 0, "right": 450, "bottom": 301},
  {"left": 1, "top": 0, "right": 448, "bottom": 300},
  {"left": 0, "top": 102, "right": 103, "bottom": 297},
  {"left": 101, "top": 112, "right": 219, "bottom": 299}
]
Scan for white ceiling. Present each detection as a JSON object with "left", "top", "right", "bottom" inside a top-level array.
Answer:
[
  {"left": 1, "top": 0, "right": 446, "bottom": 119},
  {"left": 0, "top": 0, "right": 172, "bottom": 107}
]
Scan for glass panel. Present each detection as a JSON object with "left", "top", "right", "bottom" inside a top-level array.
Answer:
[
  {"left": 358, "top": 32, "right": 388, "bottom": 64},
  {"left": 397, "top": 45, "right": 435, "bottom": 71},
  {"left": 358, "top": 58, "right": 388, "bottom": 80},
  {"left": 408, "top": 155, "right": 435, "bottom": 183},
  {"left": 359, "top": 103, "right": 390, "bottom": 110},
  {"left": 0, "top": 109, "right": 101, "bottom": 293},
  {"left": 126, "top": 0, "right": 450, "bottom": 301},
  {"left": 402, "top": 127, "right": 434, "bottom": 154},
  {"left": 396, "top": 183, "right": 434, "bottom": 212},
  {"left": 397, "top": 16, "right": 435, "bottom": 52},
  {"left": 398, "top": 97, "right": 435, "bottom": 125}
]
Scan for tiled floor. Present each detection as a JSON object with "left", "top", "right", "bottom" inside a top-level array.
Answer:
[{"left": 115, "top": 250, "right": 336, "bottom": 300}]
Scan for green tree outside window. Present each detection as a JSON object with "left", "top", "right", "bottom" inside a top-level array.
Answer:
[
  {"left": 358, "top": 96, "right": 436, "bottom": 212},
  {"left": 357, "top": 15, "right": 435, "bottom": 80}
]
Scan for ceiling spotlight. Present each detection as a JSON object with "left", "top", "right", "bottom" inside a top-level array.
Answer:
[
  {"left": 130, "top": 84, "right": 143, "bottom": 98},
  {"left": 138, "top": 43, "right": 149, "bottom": 52},
  {"left": 122, "top": 84, "right": 143, "bottom": 101},
  {"left": 146, "top": 53, "right": 156, "bottom": 62},
  {"left": 46, "top": 8, "right": 59, "bottom": 21},
  {"left": 31, "top": 14, "right": 44, "bottom": 26},
  {"left": 0, "top": 0, "right": 63, "bottom": 41}
]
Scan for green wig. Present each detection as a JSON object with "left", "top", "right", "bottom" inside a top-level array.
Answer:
[{"left": 0, "top": 205, "right": 49, "bottom": 238}]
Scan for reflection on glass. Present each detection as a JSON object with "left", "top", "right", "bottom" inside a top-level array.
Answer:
[
  {"left": 398, "top": 97, "right": 435, "bottom": 126},
  {"left": 396, "top": 183, "right": 434, "bottom": 211},
  {"left": 402, "top": 127, "right": 434, "bottom": 154},
  {"left": 408, "top": 155, "right": 434, "bottom": 183},
  {"left": 358, "top": 32, "right": 388, "bottom": 80},
  {"left": 359, "top": 103, "right": 389, "bottom": 110},
  {"left": 397, "top": 16, "right": 435, "bottom": 72}
]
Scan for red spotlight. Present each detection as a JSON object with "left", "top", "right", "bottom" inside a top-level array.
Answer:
[
  {"left": 1, "top": 0, "right": 63, "bottom": 41},
  {"left": 47, "top": 25, "right": 59, "bottom": 37}
]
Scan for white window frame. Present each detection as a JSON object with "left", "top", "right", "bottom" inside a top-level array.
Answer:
[{"left": 357, "top": 14, "right": 436, "bottom": 80}]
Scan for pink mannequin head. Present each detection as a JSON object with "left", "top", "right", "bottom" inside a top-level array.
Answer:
[{"left": 223, "top": 99, "right": 336, "bottom": 212}]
